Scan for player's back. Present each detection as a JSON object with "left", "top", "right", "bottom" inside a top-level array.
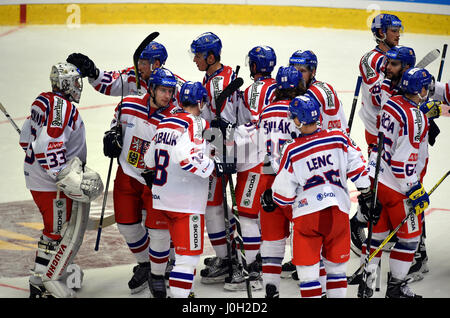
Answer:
[
  {"left": 258, "top": 99, "right": 295, "bottom": 173},
  {"left": 150, "top": 112, "right": 212, "bottom": 214},
  {"left": 21, "top": 92, "right": 86, "bottom": 191}
]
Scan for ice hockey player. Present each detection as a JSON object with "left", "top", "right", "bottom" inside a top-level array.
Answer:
[
  {"left": 102, "top": 67, "right": 178, "bottom": 294},
  {"left": 256, "top": 66, "right": 306, "bottom": 298},
  {"left": 143, "top": 81, "right": 236, "bottom": 298},
  {"left": 20, "top": 62, "right": 103, "bottom": 298},
  {"left": 190, "top": 31, "right": 250, "bottom": 285},
  {"left": 66, "top": 41, "right": 185, "bottom": 105},
  {"left": 350, "top": 13, "right": 403, "bottom": 262},
  {"left": 265, "top": 95, "right": 374, "bottom": 298},
  {"left": 289, "top": 50, "right": 349, "bottom": 133},
  {"left": 357, "top": 68, "right": 433, "bottom": 298},
  {"left": 223, "top": 45, "right": 277, "bottom": 291}
]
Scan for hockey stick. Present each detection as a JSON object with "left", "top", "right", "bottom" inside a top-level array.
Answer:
[
  {"left": 133, "top": 32, "right": 160, "bottom": 91},
  {"left": 94, "top": 70, "right": 128, "bottom": 251},
  {"left": 213, "top": 76, "right": 244, "bottom": 283},
  {"left": 416, "top": 48, "right": 441, "bottom": 69},
  {"left": 347, "top": 76, "right": 362, "bottom": 134},
  {"left": 437, "top": 44, "right": 447, "bottom": 82},
  {"left": 348, "top": 169, "right": 450, "bottom": 284},
  {"left": 0, "top": 102, "right": 21, "bottom": 134},
  {"left": 359, "top": 131, "right": 384, "bottom": 297}
]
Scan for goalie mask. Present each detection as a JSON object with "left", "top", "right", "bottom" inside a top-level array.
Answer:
[{"left": 50, "top": 62, "right": 83, "bottom": 103}]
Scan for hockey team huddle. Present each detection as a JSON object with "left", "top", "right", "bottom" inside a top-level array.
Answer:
[{"left": 19, "top": 13, "right": 450, "bottom": 298}]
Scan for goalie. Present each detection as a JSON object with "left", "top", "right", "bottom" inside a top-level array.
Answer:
[{"left": 19, "top": 62, "right": 103, "bottom": 298}]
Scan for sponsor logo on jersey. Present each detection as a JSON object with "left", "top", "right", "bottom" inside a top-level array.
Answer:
[
  {"left": 212, "top": 76, "right": 223, "bottom": 108},
  {"left": 327, "top": 120, "right": 342, "bottom": 130},
  {"left": 412, "top": 108, "right": 423, "bottom": 143},
  {"left": 408, "top": 153, "right": 418, "bottom": 161},
  {"left": 52, "top": 198, "right": 66, "bottom": 235},
  {"left": 362, "top": 53, "right": 376, "bottom": 79},
  {"left": 316, "top": 192, "right": 335, "bottom": 201},
  {"left": 190, "top": 214, "right": 202, "bottom": 251},
  {"left": 47, "top": 141, "right": 64, "bottom": 151},
  {"left": 240, "top": 173, "right": 260, "bottom": 207},
  {"left": 249, "top": 82, "right": 264, "bottom": 111},
  {"left": 51, "top": 97, "right": 64, "bottom": 128}
]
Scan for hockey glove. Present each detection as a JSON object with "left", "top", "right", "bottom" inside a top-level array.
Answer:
[
  {"left": 406, "top": 182, "right": 429, "bottom": 216},
  {"left": 103, "top": 126, "right": 123, "bottom": 158},
  {"left": 210, "top": 118, "right": 236, "bottom": 137},
  {"left": 141, "top": 169, "right": 156, "bottom": 189},
  {"left": 357, "top": 187, "right": 382, "bottom": 225},
  {"left": 260, "top": 189, "right": 278, "bottom": 212},
  {"left": 213, "top": 156, "right": 236, "bottom": 178},
  {"left": 420, "top": 100, "right": 442, "bottom": 120},
  {"left": 66, "top": 53, "right": 99, "bottom": 79}
]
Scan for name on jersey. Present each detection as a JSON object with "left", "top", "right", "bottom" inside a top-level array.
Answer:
[
  {"left": 263, "top": 119, "right": 291, "bottom": 135},
  {"left": 155, "top": 131, "right": 178, "bottom": 146},
  {"left": 306, "top": 154, "right": 333, "bottom": 172}
]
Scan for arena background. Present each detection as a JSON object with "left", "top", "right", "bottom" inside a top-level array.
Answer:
[{"left": 0, "top": 0, "right": 449, "bottom": 299}]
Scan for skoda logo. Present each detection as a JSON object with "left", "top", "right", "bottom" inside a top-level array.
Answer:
[{"left": 316, "top": 193, "right": 324, "bottom": 201}]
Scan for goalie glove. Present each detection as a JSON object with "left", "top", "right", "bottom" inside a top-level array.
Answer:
[
  {"left": 66, "top": 53, "right": 99, "bottom": 79},
  {"left": 103, "top": 125, "right": 123, "bottom": 158},
  {"left": 406, "top": 182, "right": 429, "bottom": 216},
  {"left": 357, "top": 187, "right": 382, "bottom": 225},
  {"left": 260, "top": 189, "right": 279, "bottom": 213},
  {"left": 56, "top": 157, "right": 104, "bottom": 203},
  {"left": 419, "top": 100, "right": 442, "bottom": 120}
]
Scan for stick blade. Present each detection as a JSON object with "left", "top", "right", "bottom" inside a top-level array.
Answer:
[{"left": 416, "top": 49, "right": 440, "bottom": 68}]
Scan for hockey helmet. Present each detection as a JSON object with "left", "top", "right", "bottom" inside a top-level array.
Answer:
[
  {"left": 400, "top": 67, "right": 432, "bottom": 95},
  {"left": 50, "top": 62, "right": 83, "bottom": 103},
  {"left": 179, "top": 81, "right": 208, "bottom": 106},
  {"left": 371, "top": 14, "right": 403, "bottom": 39},
  {"left": 386, "top": 45, "right": 416, "bottom": 68},
  {"left": 190, "top": 32, "right": 222, "bottom": 59},
  {"left": 275, "top": 66, "right": 304, "bottom": 90},
  {"left": 289, "top": 50, "right": 318, "bottom": 72},
  {"left": 140, "top": 41, "right": 168, "bottom": 65},
  {"left": 148, "top": 68, "right": 177, "bottom": 90},
  {"left": 289, "top": 95, "right": 321, "bottom": 125}
]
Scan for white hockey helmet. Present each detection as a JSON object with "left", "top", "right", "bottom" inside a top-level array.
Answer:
[{"left": 50, "top": 62, "right": 83, "bottom": 103}]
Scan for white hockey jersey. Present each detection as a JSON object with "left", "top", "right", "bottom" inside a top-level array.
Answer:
[
  {"left": 358, "top": 47, "right": 387, "bottom": 136},
  {"left": 234, "top": 76, "right": 277, "bottom": 172},
  {"left": 272, "top": 129, "right": 370, "bottom": 219},
  {"left": 431, "top": 80, "right": 450, "bottom": 104},
  {"left": 367, "top": 95, "right": 429, "bottom": 194},
  {"left": 111, "top": 94, "right": 178, "bottom": 185},
  {"left": 307, "top": 79, "right": 349, "bottom": 133},
  {"left": 20, "top": 92, "right": 87, "bottom": 191},
  {"left": 89, "top": 66, "right": 186, "bottom": 107},
  {"left": 144, "top": 111, "right": 214, "bottom": 214}
]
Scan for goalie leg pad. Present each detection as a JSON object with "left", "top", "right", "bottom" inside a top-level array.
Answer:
[{"left": 42, "top": 201, "right": 90, "bottom": 297}]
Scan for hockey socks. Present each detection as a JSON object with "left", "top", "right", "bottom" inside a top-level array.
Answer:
[{"left": 117, "top": 223, "right": 150, "bottom": 263}]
